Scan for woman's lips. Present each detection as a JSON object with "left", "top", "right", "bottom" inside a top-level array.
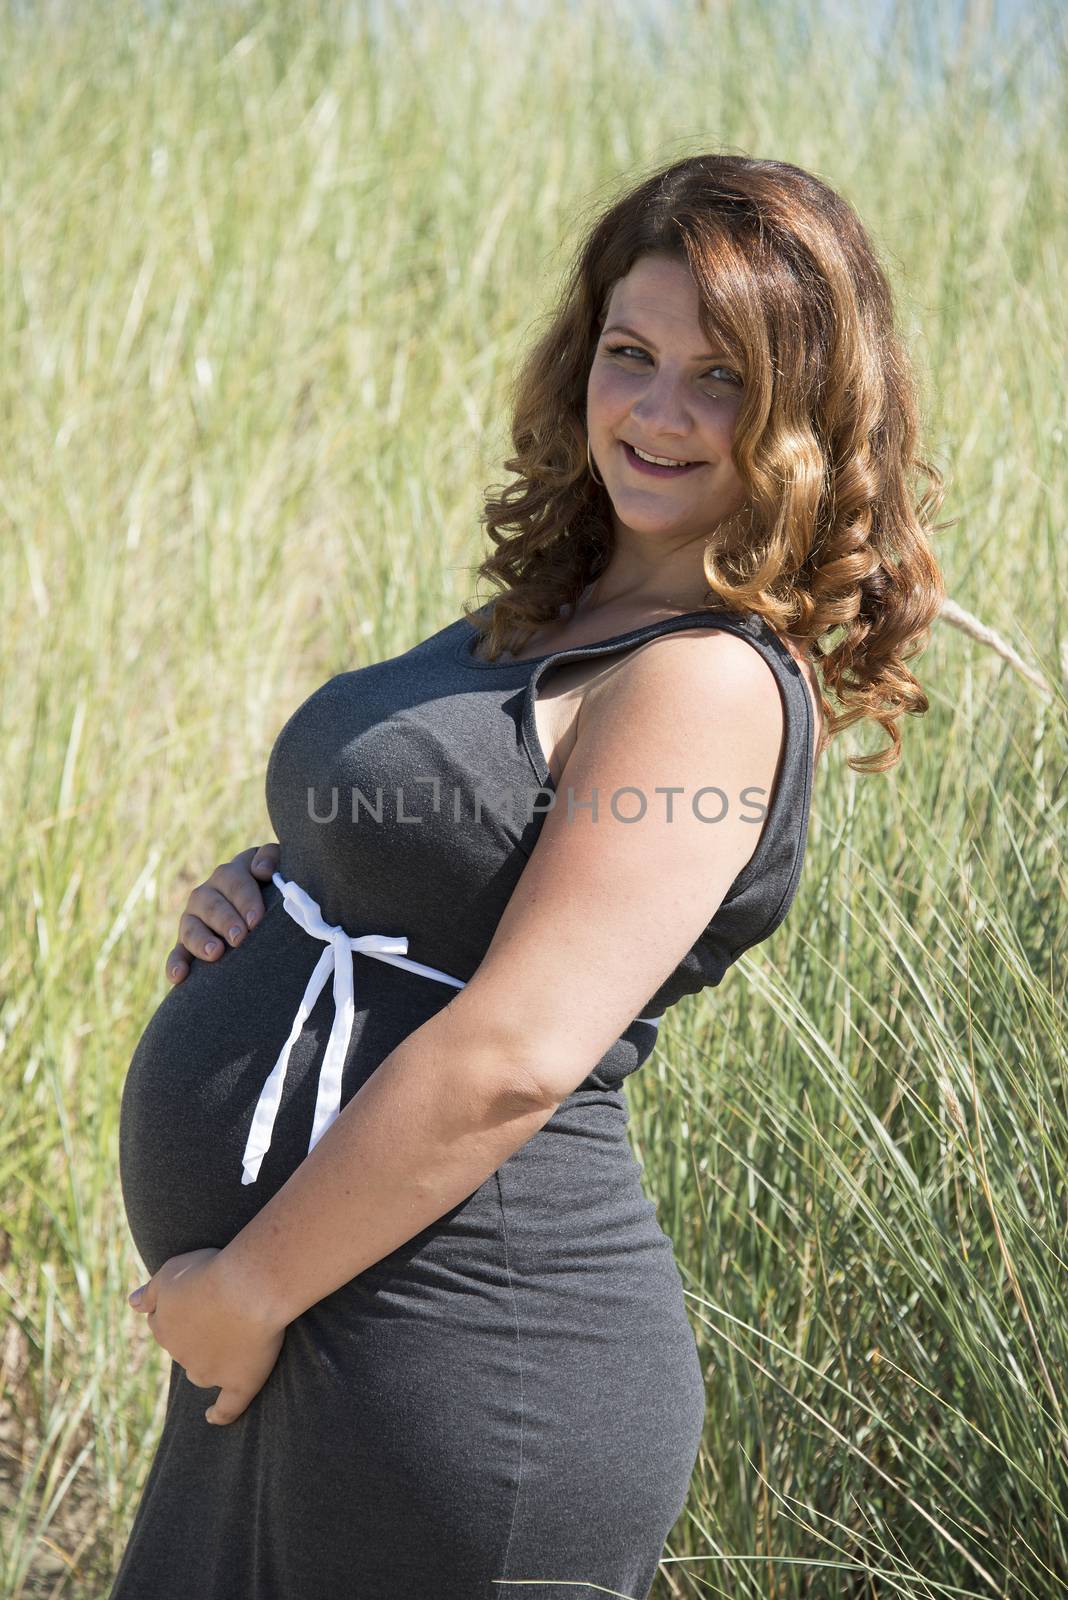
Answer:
[{"left": 620, "top": 440, "right": 704, "bottom": 477}]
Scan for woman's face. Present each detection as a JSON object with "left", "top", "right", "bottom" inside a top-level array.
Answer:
[{"left": 585, "top": 253, "right": 748, "bottom": 547}]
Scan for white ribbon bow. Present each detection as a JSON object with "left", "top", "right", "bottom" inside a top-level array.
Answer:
[
  {"left": 240, "top": 872, "right": 666, "bottom": 1186},
  {"left": 241, "top": 874, "right": 467, "bottom": 1185}
]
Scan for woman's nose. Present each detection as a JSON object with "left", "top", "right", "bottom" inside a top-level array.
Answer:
[
  {"left": 629, "top": 390, "right": 697, "bottom": 435},
  {"left": 629, "top": 378, "right": 694, "bottom": 433}
]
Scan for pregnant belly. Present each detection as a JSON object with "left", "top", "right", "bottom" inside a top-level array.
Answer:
[{"left": 118, "top": 878, "right": 452, "bottom": 1276}]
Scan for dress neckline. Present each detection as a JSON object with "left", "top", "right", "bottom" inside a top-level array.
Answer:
[{"left": 454, "top": 608, "right": 738, "bottom": 669}]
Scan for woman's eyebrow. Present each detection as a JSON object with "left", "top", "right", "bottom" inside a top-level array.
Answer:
[{"left": 601, "top": 322, "right": 727, "bottom": 361}]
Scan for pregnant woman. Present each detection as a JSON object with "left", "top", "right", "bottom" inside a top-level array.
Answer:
[{"left": 111, "top": 153, "right": 944, "bottom": 1598}]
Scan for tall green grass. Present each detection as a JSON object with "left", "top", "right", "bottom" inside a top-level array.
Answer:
[{"left": 1, "top": 0, "right": 1065, "bottom": 1593}]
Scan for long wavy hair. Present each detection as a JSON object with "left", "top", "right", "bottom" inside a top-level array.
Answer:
[{"left": 464, "top": 152, "right": 949, "bottom": 774}]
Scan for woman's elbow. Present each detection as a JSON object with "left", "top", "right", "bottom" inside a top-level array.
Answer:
[{"left": 433, "top": 989, "right": 575, "bottom": 1112}]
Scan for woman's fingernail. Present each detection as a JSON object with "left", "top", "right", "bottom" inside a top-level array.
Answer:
[
  {"left": 246, "top": 910, "right": 258, "bottom": 928},
  {"left": 205, "top": 940, "right": 221, "bottom": 955},
  {"left": 228, "top": 925, "right": 243, "bottom": 944},
  {"left": 169, "top": 964, "right": 184, "bottom": 980},
  {"left": 128, "top": 1287, "right": 143, "bottom": 1304}
]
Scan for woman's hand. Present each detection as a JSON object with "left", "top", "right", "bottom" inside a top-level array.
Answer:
[
  {"left": 166, "top": 843, "right": 280, "bottom": 984},
  {"left": 128, "top": 1248, "right": 287, "bottom": 1425}
]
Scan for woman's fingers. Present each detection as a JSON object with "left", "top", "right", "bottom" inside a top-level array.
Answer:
[
  {"left": 166, "top": 941, "right": 195, "bottom": 984},
  {"left": 165, "top": 845, "right": 280, "bottom": 984},
  {"left": 215, "top": 847, "right": 279, "bottom": 924},
  {"left": 249, "top": 842, "right": 280, "bottom": 876}
]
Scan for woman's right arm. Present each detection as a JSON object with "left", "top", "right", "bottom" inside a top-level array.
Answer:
[{"left": 166, "top": 843, "right": 280, "bottom": 984}]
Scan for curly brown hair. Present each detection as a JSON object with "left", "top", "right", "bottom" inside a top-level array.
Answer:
[{"left": 463, "top": 152, "right": 949, "bottom": 774}]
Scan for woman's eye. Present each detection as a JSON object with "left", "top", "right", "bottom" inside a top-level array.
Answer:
[
  {"left": 607, "top": 344, "right": 649, "bottom": 363},
  {"left": 605, "top": 344, "right": 741, "bottom": 389}
]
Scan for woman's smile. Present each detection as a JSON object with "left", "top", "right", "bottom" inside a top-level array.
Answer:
[{"left": 621, "top": 440, "right": 706, "bottom": 477}]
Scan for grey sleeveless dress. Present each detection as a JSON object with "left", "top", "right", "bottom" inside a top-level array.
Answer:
[{"left": 112, "top": 603, "right": 815, "bottom": 1600}]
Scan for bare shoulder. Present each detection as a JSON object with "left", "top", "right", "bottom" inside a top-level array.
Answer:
[
  {"left": 579, "top": 624, "right": 786, "bottom": 760},
  {"left": 583, "top": 622, "right": 822, "bottom": 767}
]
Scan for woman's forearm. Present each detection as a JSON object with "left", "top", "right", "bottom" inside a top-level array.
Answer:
[{"left": 215, "top": 996, "right": 560, "bottom": 1329}]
